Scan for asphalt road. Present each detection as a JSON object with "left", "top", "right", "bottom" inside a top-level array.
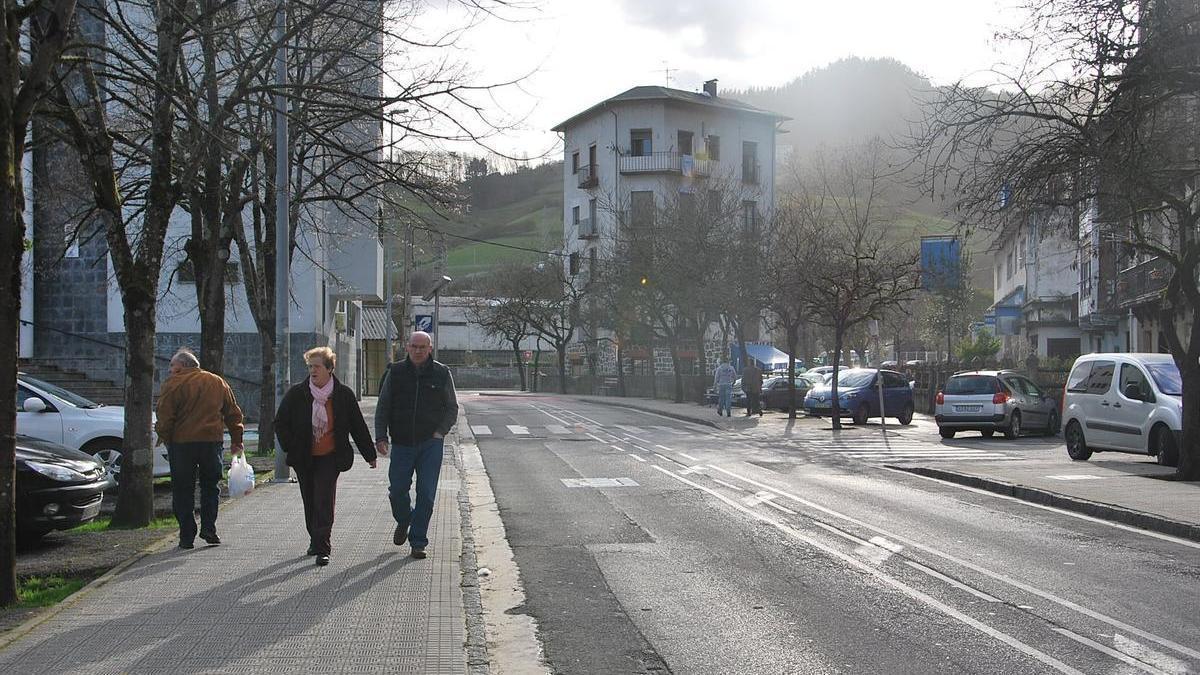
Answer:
[{"left": 464, "top": 392, "right": 1200, "bottom": 675}]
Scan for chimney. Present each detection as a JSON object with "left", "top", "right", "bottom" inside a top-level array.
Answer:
[{"left": 703, "top": 79, "right": 718, "bottom": 98}]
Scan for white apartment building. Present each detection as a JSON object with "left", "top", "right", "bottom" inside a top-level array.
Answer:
[{"left": 551, "top": 80, "right": 787, "bottom": 372}]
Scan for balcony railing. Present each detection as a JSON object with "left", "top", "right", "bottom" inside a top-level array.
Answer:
[
  {"left": 577, "top": 163, "right": 598, "bottom": 189},
  {"left": 577, "top": 217, "right": 597, "bottom": 239},
  {"left": 619, "top": 151, "right": 714, "bottom": 177},
  {"left": 1115, "top": 257, "right": 1173, "bottom": 308}
]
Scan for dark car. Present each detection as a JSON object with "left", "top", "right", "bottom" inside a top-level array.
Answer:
[
  {"left": 16, "top": 434, "right": 113, "bottom": 540},
  {"left": 804, "top": 368, "right": 915, "bottom": 425},
  {"left": 761, "top": 373, "right": 825, "bottom": 411}
]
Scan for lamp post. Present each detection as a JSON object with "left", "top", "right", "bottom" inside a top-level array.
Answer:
[
  {"left": 382, "top": 108, "right": 409, "bottom": 364},
  {"left": 422, "top": 275, "right": 451, "bottom": 361},
  {"left": 272, "top": 0, "right": 291, "bottom": 483}
]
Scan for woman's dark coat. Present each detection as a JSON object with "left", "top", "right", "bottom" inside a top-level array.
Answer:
[{"left": 274, "top": 377, "right": 376, "bottom": 472}]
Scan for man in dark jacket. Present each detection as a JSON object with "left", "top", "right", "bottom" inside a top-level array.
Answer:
[{"left": 375, "top": 331, "right": 458, "bottom": 559}]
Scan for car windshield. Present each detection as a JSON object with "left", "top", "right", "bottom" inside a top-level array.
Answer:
[
  {"left": 945, "top": 375, "right": 997, "bottom": 395},
  {"left": 18, "top": 375, "right": 102, "bottom": 409},
  {"left": 1146, "top": 363, "right": 1181, "bottom": 396},
  {"left": 834, "top": 370, "right": 876, "bottom": 388}
]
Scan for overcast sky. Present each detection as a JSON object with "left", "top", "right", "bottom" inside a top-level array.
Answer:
[{"left": 414, "top": 0, "right": 1026, "bottom": 160}]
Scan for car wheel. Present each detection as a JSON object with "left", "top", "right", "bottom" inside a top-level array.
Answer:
[
  {"left": 939, "top": 428, "right": 955, "bottom": 439},
  {"left": 852, "top": 404, "right": 869, "bottom": 425},
  {"left": 85, "top": 440, "right": 123, "bottom": 483},
  {"left": 897, "top": 403, "right": 913, "bottom": 426},
  {"left": 1003, "top": 411, "right": 1021, "bottom": 440},
  {"left": 1065, "top": 421, "right": 1092, "bottom": 461},
  {"left": 1045, "top": 410, "right": 1060, "bottom": 437},
  {"left": 1154, "top": 426, "right": 1179, "bottom": 467},
  {"left": 981, "top": 429, "right": 995, "bottom": 438}
]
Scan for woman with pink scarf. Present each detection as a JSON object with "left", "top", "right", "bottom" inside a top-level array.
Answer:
[{"left": 274, "top": 347, "right": 377, "bottom": 566}]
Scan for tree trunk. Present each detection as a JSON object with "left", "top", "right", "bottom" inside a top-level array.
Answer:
[
  {"left": 830, "top": 324, "right": 844, "bottom": 431},
  {"left": 510, "top": 339, "right": 526, "bottom": 391},
  {"left": 556, "top": 345, "right": 567, "bottom": 394},
  {"left": 668, "top": 339, "right": 684, "bottom": 403},
  {"left": 532, "top": 350, "right": 542, "bottom": 392},
  {"left": 1178, "top": 362, "right": 1199, "bottom": 480},
  {"left": 0, "top": 157, "right": 22, "bottom": 605},
  {"left": 786, "top": 323, "right": 800, "bottom": 418},
  {"left": 256, "top": 338, "right": 276, "bottom": 455},
  {"left": 197, "top": 260, "right": 227, "bottom": 372},
  {"left": 111, "top": 292, "right": 158, "bottom": 527},
  {"left": 616, "top": 337, "right": 627, "bottom": 397},
  {"left": 694, "top": 326, "right": 708, "bottom": 404}
]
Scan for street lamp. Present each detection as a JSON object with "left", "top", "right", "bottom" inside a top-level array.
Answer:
[
  {"left": 422, "top": 275, "right": 452, "bottom": 361},
  {"left": 383, "top": 107, "right": 409, "bottom": 364}
]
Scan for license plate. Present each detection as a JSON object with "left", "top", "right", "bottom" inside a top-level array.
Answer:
[
  {"left": 955, "top": 405, "right": 982, "bottom": 412},
  {"left": 80, "top": 500, "right": 102, "bottom": 520}
]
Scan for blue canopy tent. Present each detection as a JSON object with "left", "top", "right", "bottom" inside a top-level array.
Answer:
[{"left": 732, "top": 344, "right": 795, "bottom": 373}]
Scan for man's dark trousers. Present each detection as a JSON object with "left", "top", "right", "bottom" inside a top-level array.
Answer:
[
  {"left": 166, "top": 441, "right": 223, "bottom": 543},
  {"left": 387, "top": 437, "right": 444, "bottom": 548},
  {"left": 296, "top": 454, "right": 338, "bottom": 555}
]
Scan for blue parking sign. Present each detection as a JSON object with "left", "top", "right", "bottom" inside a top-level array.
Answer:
[{"left": 415, "top": 314, "right": 434, "bottom": 333}]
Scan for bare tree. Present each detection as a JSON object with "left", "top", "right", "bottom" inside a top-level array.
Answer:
[
  {"left": 789, "top": 142, "right": 921, "bottom": 429},
  {"left": 763, "top": 202, "right": 824, "bottom": 417},
  {"left": 466, "top": 263, "right": 535, "bottom": 390},
  {"left": 914, "top": 0, "right": 1200, "bottom": 477},
  {"left": 0, "top": 0, "right": 79, "bottom": 607}
]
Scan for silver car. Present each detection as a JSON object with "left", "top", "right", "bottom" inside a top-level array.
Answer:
[{"left": 935, "top": 370, "right": 1060, "bottom": 439}]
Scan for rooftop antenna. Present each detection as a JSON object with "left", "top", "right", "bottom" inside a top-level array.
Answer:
[{"left": 661, "top": 61, "right": 675, "bottom": 87}]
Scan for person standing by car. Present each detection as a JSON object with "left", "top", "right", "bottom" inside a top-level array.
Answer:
[
  {"left": 274, "top": 347, "right": 378, "bottom": 567},
  {"left": 375, "top": 331, "right": 458, "bottom": 560},
  {"left": 741, "top": 361, "right": 764, "bottom": 417},
  {"left": 155, "top": 348, "right": 244, "bottom": 550},
  {"left": 713, "top": 360, "right": 737, "bottom": 417}
]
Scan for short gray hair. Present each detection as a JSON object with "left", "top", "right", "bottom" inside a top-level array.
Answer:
[{"left": 171, "top": 349, "right": 200, "bottom": 369}]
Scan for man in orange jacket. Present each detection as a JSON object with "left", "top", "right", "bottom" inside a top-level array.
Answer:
[{"left": 155, "top": 348, "right": 245, "bottom": 549}]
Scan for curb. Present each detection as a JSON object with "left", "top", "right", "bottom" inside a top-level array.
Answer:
[{"left": 893, "top": 465, "right": 1200, "bottom": 543}]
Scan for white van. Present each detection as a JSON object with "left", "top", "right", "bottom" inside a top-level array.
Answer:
[{"left": 1061, "top": 353, "right": 1182, "bottom": 466}]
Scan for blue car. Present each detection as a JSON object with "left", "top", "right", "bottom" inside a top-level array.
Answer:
[{"left": 804, "top": 368, "right": 914, "bottom": 425}]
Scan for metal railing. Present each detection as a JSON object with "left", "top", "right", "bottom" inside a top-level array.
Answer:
[
  {"left": 1116, "top": 257, "right": 1173, "bottom": 308},
  {"left": 577, "top": 163, "right": 598, "bottom": 188},
  {"left": 577, "top": 217, "right": 597, "bottom": 239},
  {"left": 619, "top": 152, "right": 715, "bottom": 177}
]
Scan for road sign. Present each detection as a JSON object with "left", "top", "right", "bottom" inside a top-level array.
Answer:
[{"left": 415, "top": 314, "right": 433, "bottom": 332}]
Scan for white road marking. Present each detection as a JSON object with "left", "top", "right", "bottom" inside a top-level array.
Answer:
[
  {"left": 616, "top": 425, "right": 646, "bottom": 435},
  {"left": 561, "top": 477, "right": 639, "bottom": 488},
  {"left": 763, "top": 500, "right": 797, "bottom": 515},
  {"left": 1044, "top": 475, "right": 1105, "bottom": 481},
  {"left": 506, "top": 425, "right": 529, "bottom": 436},
  {"left": 680, "top": 466, "right": 705, "bottom": 475},
  {"left": 655, "top": 444, "right": 674, "bottom": 452},
  {"left": 904, "top": 561, "right": 1001, "bottom": 603},
  {"left": 654, "top": 453, "right": 678, "bottom": 464},
  {"left": 470, "top": 425, "right": 492, "bottom": 436},
  {"left": 651, "top": 465, "right": 1087, "bottom": 675},
  {"left": 651, "top": 425, "right": 690, "bottom": 435},
  {"left": 712, "top": 479, "right": 744, "bottom": 491},
  {"left": 588, "top": 433, "right": 610, "bottom": 444},
  {"left": 610, "top": 445, "right": 625, "bottom": 452},
  {"left": 869, "top": 536, "right": 904, "bottom": 553},
  {"left": 1112, "top": 635, "right": 1191, "bottom": 675},
  {"left": 628, "top": 454, "right": 647, "bottom": 462},
  {"left": 546, "top": 424, "right": 570, "bottom": 435},
  {"left": 742, "top": 491, "right": 777, "bottom": 507},
  {"left": 1051, "top": 628, "right": 1174, "bottom": 675},
  {"left": 710, "top": 464, "right": 1200, "bottom": 660},
  {"left": 678, "top": 452, "right": 698, "bottom": 462}
]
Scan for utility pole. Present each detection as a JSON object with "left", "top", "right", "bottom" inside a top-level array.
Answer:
[{"left": 272, "top": 0, "right": 291, "bottom": 483}]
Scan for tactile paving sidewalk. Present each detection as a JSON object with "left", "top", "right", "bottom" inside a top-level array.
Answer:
[{"left": 0, "top": 451, "right": 467, "bottom": 674}]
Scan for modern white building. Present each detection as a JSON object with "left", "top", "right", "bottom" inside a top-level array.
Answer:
[{"left": 551, "top": 80, "right": 788, "bottom": 372}]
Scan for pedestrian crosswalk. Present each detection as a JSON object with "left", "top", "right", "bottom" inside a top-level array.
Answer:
[{"left": 465, "top": 423, "right": 693, "bottom": 439}]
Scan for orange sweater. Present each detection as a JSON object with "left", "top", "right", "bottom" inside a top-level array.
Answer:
[{"left": 155, "top": 368, "right": 245, "bottom": 445}]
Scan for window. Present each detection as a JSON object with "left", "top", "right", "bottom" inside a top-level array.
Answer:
[
  {"left": 630, "top": 129, "right": 652, "bottom": 156},
  {"left": 572, "top": 205, "right": 580, "bottom": 225},
  {"left": 588, "top": 198, "right": 597, "bottom": 225},
  {"left": 883, "top": 372, "right": 907, "bottom": 388},
  {"left": 1066, "top": 362, "right": 1094, "bottom": 393},
  {"left": 742, "top": 200, "right": 758, "bottom": 235},
  {"left": 677, "top": 130, "right": 693, "bottom": 156},
  {"left": 588, "top": 144, "right": 597, "bottom": 170},
  {"left": 1119, "top": 364, "right": 1152, "bottom": 400},
  {"left": 1084, "top": 361, "right": 1115, "bottom": 395},
  {"left": 1006, "top": 250, "right": 1013, "bottom": 279},
  {"left": 705, "top": 134, "right": 720, "bottom": 161},
  {"left": 631, "top": 191, "right": 654, "bottom": 229},
  {"left": 742, "top": 141, "right": 758, "bottom": 183},
  {"left": 569, "top": 252, "right": 580, "bottom": 276},
  {"left": 571, "top": 152, "right": 579, "bottom": 174}
]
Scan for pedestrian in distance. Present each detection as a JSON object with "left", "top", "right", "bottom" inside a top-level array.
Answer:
[
  {"left": 713, "top": 360, "right": 737, "bottom": 417},
  {"left": 155, "top": 348, "right": 245, "bottom": 550},
  {"left": 741, "top": 360, "right": 764, "bottom": 417},
  {"left": 375, "top": 331, "right": 459, "bottom": 560},
  {"left": 274, "top": 347, "right": 377, "bottom": 567}
]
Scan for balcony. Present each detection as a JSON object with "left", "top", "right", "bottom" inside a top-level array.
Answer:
[
  {"left": 1116, "top": 257, "right": 1173, "bottom": 309},
  {"left": 577, "top": 163, "right": 598, "bottom": 189},
  {"left": 577, "top": 217, "right": 597, "bottom": 239},
  {"left": 619, "top": 152, "right": 714, "bottom": 177}
]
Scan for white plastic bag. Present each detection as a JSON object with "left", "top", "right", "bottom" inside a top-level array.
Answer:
[{"left": 228, "top": 455, "right": 255, "bottom": 498}]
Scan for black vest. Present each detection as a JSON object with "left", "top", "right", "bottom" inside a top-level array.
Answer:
[{"left": 383, "top": 358, "right": 452, "bottom": 445}]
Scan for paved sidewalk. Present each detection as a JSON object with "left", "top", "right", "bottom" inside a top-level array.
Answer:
[
  {"left": 0, "top": 401, "right": 472, "bottom": 674},
  {"left": 561, "top": 392, "right": 1200, "bottom": 542}
]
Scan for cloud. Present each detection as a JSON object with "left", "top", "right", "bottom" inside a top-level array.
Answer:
[{"left": 615, "top": 0, "right": 768, "bottom": 60}]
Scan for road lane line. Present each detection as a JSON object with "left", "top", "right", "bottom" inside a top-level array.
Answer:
[
  {"left": 654, "top": 453, "right": 681, "bottom": 465},
  {"left": 588, "top": 433, "right": 610, "bottom": 444},
  {"left": 904, "top": 561, "right": 1001, "bottom": 603},
  {"left": 679, "top": 466, "right": 705, "bottom": 475},
  {"left": 1051, "top": 628, "right": 1172, "bottom": 675},
  {"left": 628, "top": 454, "right": 647, "bottom": 462},
  {"left": 885, "top": 467, "right": 1200, "bottom": 551},
  {"left": 711, "top": 479, "right": 744, "bottom": 491},
  {"left": 707, "top": 464, "right": 1200, "bottom": 660},
  {"left": 470, "top": 425, "right": 492, "bottom": 436},
  {"left": 650, "top": 465, "right": 1087, "bottom": 675},
  {"left": 610, "top": 445, "right": 625, "bottom": 452},
  {"left": 678, "top": 452, "right": 698, "bottom": 462},
  {"left": 763, "top": 500, "right": 797, "bottom": 516},
  {"left": 655, "top": 444, "right": 675, "bottom": 452}
]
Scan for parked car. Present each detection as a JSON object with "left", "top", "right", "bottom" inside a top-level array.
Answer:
[
  {"left": 17, "top": 373, "right": 171, "bottom": 481},
  {"left": 804, "top": 368, "right": 915, "bottom": 425},
  {"left": 1061, "top": 353, "right": 1182, "bottom": 466},
  {"left": 16, "top": 434, "right": 114, "bottom": 540},
  {"left": 761, "top": 373, "right": 826, "bottom": 411},
  {"left": 808, "top": 365, "right": 850, "bottom": 380},
  {"left": 934, "top": 370, "right": 1059, "bottom": 439}
]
